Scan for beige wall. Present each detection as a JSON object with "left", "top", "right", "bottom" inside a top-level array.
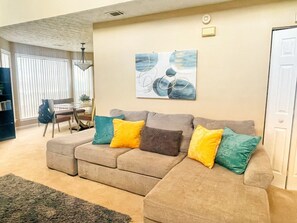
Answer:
[{"left": 93, "top": 0, "right": 297, "bottom": 134}]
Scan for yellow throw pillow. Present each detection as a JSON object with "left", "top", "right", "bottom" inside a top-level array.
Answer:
[
  {"left": 110, "top": 119, "right": 145, "bottom": 149},
  {"left": 188, "top": 125, "right": 223, "bottom": 168}
]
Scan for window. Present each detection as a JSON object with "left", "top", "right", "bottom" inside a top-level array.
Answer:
[
  {"left": 16, "top": 54, "right": 71, "bottom": 120},
  {"left": 1, "top": 49, "right": 10, "bottom": 68},
  {"left": 72, "top": 60, "right": 94, "bottom": 103}
]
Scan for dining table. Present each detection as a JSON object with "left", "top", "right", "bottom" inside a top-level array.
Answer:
[{"left": 53, "top": 103, "right": 89, "bottom": 131}]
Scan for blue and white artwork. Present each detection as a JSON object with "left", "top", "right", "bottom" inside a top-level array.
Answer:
[{"left": 135, "top": 50, "right": 197, "bottom": 100}]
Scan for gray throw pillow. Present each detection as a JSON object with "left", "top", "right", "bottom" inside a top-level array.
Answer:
[
  {"left": 140, "top": 126, "right": 183, "bottom": 156},
  {"left": 146, "top": 112, "right": 194, "bottom": 153}
]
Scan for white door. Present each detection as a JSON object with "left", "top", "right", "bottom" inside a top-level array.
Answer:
[
  {"left": 287, "top": 95, "right": 297, "bottom": 190},
  {"left": 264, "top": 27, "right": 297, "bottom": 189}
]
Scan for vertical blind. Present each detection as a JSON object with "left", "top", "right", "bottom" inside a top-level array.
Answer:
[
  {"left": 16, "top": 54, "right": 71, "bottom": 120},
  {"left": 1, "top": 49, "right": 10, "bottom": 68},
  {"left": 72, "top": 60, "right": 94, "bottom": 103}
]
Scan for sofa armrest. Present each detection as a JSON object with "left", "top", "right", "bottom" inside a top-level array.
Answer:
[{"left": 244, "top": 146, "right": 273, "bottom": 189}]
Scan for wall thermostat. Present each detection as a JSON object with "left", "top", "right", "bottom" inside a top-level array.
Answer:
[{"left": 202, "top": 14, "right": 211, "bottom": 25}]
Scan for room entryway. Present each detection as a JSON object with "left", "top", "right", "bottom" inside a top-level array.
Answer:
[{"left": 264, "top": 27, "right": 297, "bottom": 190}]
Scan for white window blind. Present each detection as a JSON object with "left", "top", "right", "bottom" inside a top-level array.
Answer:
[
  {"left": 72, "top": 60, "right": 94, "bottom": 103},
  {"left": 16, "top": 54, "right": 71, "bottom": 120},
  {"left": 1, "top": 49, "right": 10, "bottom": 68}
]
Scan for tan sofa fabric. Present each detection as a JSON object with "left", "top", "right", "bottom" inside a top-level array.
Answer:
[
  {"left": 146, "top": 112, "right": 194, "bottom": 153},
  {"left": 110, "top": 109, "right": 149, "bottom": 121},
  {"left": 47, "top": 129, "right": 95, "bottom": 157},
  {"left": 46, "top": 151, "right": 78, "bottom": 175},
  {"left": 46, "top": 129, "right": 95, "bottom": 175},
  {"left": 78, "top": 160, "right": 160, "bottom": 196},
  {"left": 193, "top": 117, "right": 256, "bottom": 135},
  {"left": 75, "top": 143, "right": 130, "bottom": 168},
  {"left": 144, "top": 158, "right": 270, "bottom": 223},
  {"left": 117, "top": 149, "right": 186, "bottom": 179},
  {"left": 244, "top": 147, "right": 274, "bottom": 189}
]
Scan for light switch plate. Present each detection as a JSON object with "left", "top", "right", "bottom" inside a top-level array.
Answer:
[{"left": 202, "top": 27, "right": 216, "bottom": 37}]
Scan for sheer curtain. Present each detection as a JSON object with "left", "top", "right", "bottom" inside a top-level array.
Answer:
[
  {"left": 72, "top": 60, "right": 94, "bottom": 103},
  {"left": 16, "top": 54, "right": 71, "bottom": 120},
  {"left": 1, "top": 49, "right": 10, "bottom": 68}
]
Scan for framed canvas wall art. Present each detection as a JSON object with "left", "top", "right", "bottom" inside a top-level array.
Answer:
[{"left": 135, "top": 50, "right": 197, "bottom": 100}]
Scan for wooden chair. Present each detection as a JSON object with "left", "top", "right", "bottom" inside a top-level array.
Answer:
[
  {"left": 53, "top": 98, "right": 73, "bottom": 104},
  {"left": 77, "top": 99, "right": 96, "bottom": 128},
  {"left": 43, "top": 111, "right": 72, "bottom": 138},
  {"left": 73, "top": 110, "right": 90, "bottom": 131},
  {"left": 53, "top": 98, "right": 85, "bottom": 121}
]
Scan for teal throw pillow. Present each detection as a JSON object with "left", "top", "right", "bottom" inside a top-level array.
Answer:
[
  {"left": 215, "top": 127, "right": 261, "bottom": 174},
  {"left": 93, "top": 115, "right": 125, "bottom": 144}
]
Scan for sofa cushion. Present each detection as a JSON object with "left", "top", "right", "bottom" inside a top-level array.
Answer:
[
  {"left": 110, "top": 119, "right": 145, "bottom": 149},
  {"left": 216, "top": 128, "right": 261, "bottom": 174},
  {"left": 110, "top": 109, "right": 149, "bottom": 122},
  {"left": 46, "top": 129, "right": 95, "bottom": 157},
  {"left": 78, "top": 160, "right": 160, "bottom": 196},
  {"left": 193, "top": 117, "right": 256, "bottom": 135},
  {"left": 75, "top": 143, "right": 130, "bottom": 168},
  {"left": 188, "top": 125, "right": 223, "bottom": 168},
  {"left": 140, "top": 126, "right": 183, "bottom": 156},
  {"left": 146, "top": 112, "right": 194, "bottom": 153},
  {"left": 144, "top": 158, "right": 270, "bottom": 223},
  {"left": 92, "top": 115, "right": 125, "bottom": 144},
  {"left": 117, "top": 149, "right": 186, "bottom": 179}
]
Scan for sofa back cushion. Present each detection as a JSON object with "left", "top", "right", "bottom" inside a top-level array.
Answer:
[
  {"left": 110, "top": 109, "right": 149, "bottom": 122},
  {"left": 146, "top": 112, "right": 194, "bottom": 153},
  {"left": 193, "top": 117, "right": 255, "bottom": 135}
]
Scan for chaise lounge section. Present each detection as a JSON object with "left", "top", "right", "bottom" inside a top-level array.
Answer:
[
  {"left": 46, "top": 128, "right": 95, "bottom": 175},
  {"left": 144, "top": 156, "right": 271, "bottom": 223},
  {"left": 46, "top": 109, "right": 273, "bottom": 222}
]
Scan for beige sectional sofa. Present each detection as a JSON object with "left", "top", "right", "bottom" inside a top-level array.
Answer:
[{"left": 46, "top": 109, "right": 273, "bottom": 223}]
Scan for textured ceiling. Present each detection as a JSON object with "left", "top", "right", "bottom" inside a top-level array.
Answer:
[{"left": 0, "top": 0, "right": 230, "bottom": 52}]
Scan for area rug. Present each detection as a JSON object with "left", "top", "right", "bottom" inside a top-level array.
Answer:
[{"left": 0, "top": 174, "right": 131, "bottom": 223}]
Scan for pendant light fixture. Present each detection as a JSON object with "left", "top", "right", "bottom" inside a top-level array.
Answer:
[{"left": 75, "top": 43, "right": 93, "bottom": 71}]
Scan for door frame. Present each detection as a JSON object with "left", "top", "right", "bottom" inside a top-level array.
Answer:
[
  {"left": 263, "top": 25, "right": 297, "bottom": 145},
  {"left": 263, "top": 25, "right": 297, "bottom": 189}
]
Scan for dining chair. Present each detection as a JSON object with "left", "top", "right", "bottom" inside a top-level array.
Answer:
[
  {"left": 43, "top": 111, "right": 72, "bottom": 138},
  {"left": 52, "top": 98, "right": 84, "bottom": 122},
  {"left": 77, "top": 98, "right": 96, "bottom": 128},
  {"left": 42, "top": 99, "right": 72, "bottom": 138}
]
